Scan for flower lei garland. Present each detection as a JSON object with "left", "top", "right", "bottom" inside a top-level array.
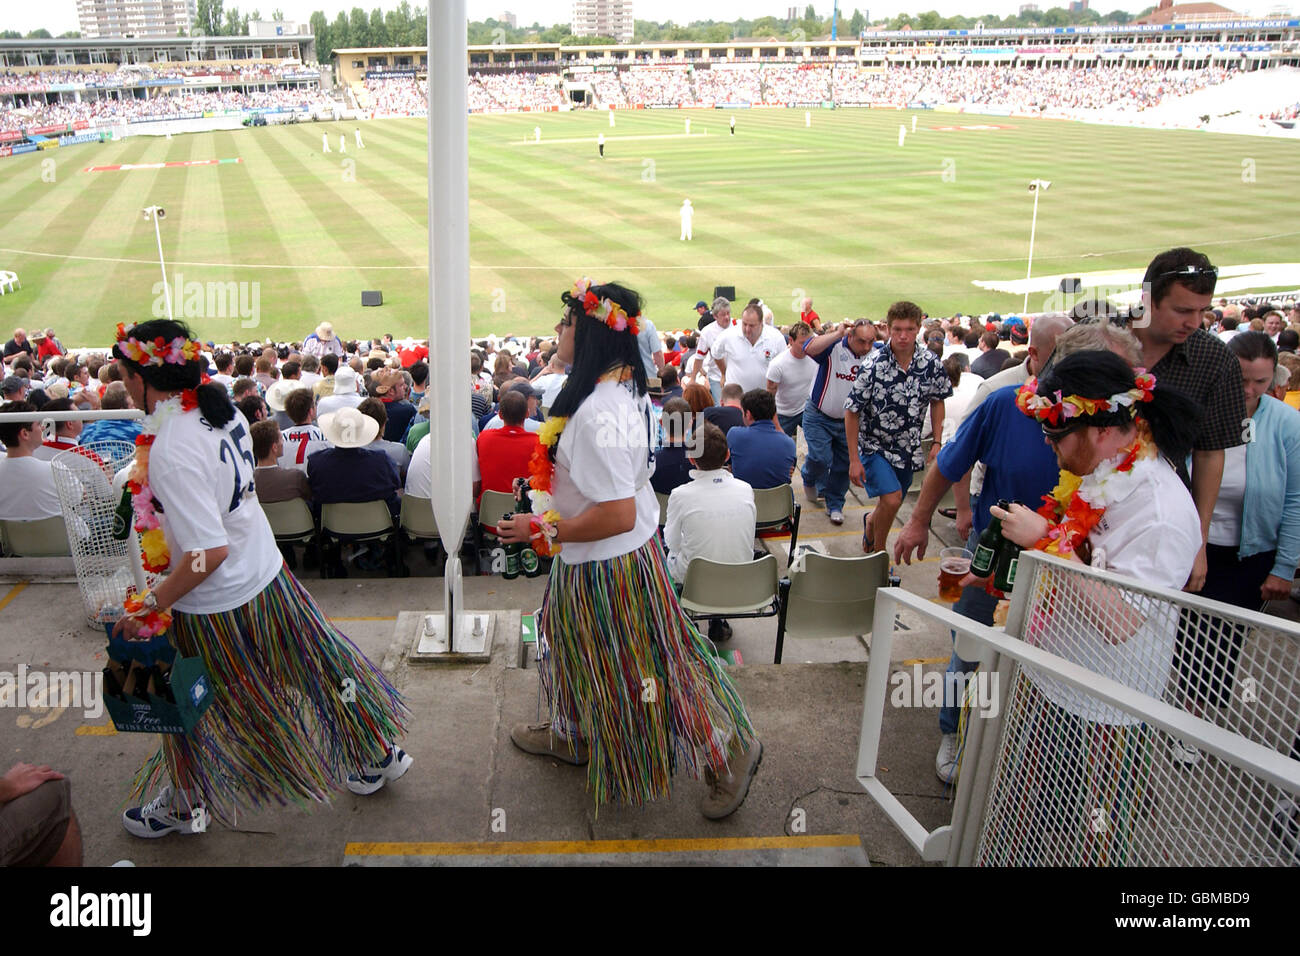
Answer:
[
  {"left": 570, "top": 277, "right": 640, "bottom": 336},
  {"left": 1015, "top": 370, "right": 1156, "bottom": 427},
  {"left": 1032, "top": 434, "right": 1155, "bottom": 557},
  {"left": 522, "top": 416, "right": 567, "bottom": 556},
  {"left": 115, "top": 323, "right": 202, "bottom": 367},
  {"left": 123, "top": 589, "right": 172, "bottom": 638},
  {"left": 127, "top": 390, "right": 199, "bottom": 574}
]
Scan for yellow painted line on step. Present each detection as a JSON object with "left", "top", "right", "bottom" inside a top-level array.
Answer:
[
  {"left": 328, "top": 616, "right": 398, "bottom": 622},
  {"left": 76, "top": 724, "right": 117, "bottom": 736},
  {"left": 345, "top": 834, "right": 861, "bottom": 857},
  {"left": 0, "top": 581, "right": 28, "bottom": 614},
  {"left": 901, "top": 657, "right": 952, "bottom": 666}
]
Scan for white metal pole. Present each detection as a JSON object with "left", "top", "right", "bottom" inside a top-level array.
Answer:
[
  {"left": 152, "top": 210, "right": 173, "bottom": 321},
  {"left": 428, "top": 0, "right": 472, "bottom": 650},
  {"left": 1024, "top": 188, "right": 1041, "bottom": 314}
]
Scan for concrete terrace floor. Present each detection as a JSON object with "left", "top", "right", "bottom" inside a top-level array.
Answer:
[{"left": 16, "top": 475, "right": 1293, "bottom": 867}]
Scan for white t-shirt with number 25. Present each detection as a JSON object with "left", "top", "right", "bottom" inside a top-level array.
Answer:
[{"left": 149, "top": 407, "right": 283, "bottom": 613}]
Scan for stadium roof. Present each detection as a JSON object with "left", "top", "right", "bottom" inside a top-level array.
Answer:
[
  {"left": 0, "top": 34, "right": 314, "bottom": 49},
  {"left": 1136, "top": 2, "right": 1240, "bottom": 25}
]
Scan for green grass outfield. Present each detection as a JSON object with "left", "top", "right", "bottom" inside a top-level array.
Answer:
[{"left": 0, "top": 107, "right": 1297, "bottom": 348}]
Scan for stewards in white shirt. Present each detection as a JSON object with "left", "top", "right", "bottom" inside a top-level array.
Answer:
[{"left": 715, "top": 304, "right": 788, "bottom": 395}]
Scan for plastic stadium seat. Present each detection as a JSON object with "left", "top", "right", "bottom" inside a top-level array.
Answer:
[
  {"left": 678, "top": 554, "right": 781, "bottom": 643},
  {"left": 752, "top": 483, "right": 801, "bottom": 563},
  {"left": 0, "top": 516, "right": 71, "bottom": 557},
  {"left": 400, "top": 494, "right": 440, "bottom": 541},
  {"left": 775, "top": 550, "right": 889, "bottom": 664},
  {"left": 261, "top": 498, "right": 315, "bottom": 544},
  {"left": 320, "top": 500, "right": 404, "bottom": 577},
  {"left": 476, "top": 490, "right": 514, "bottom": 539}
]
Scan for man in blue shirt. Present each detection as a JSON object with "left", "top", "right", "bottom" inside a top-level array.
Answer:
[
  {"left": 77, "top": 383, "right": 142, "bottom": 446},
  {"left": 894, "top": 312, "right": 1074, "bottom": 784},
  {"left": 728, "top": 389, "right": 796, "bottom": 490}
]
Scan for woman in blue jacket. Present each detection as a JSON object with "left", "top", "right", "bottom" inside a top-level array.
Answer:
[{"left": 1175, "top": 331, "right": 1300, "bottom": 756}]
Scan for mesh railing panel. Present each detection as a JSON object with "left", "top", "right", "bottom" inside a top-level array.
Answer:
[
  {"left": 50, "top": 440, "right": 143, "bottom": 627},
  {"left": 975, "top": 555, "right": 1300, "bottom": 867}
]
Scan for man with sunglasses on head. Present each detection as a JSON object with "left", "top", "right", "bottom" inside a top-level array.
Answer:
[{"left": 1131, "top": 247, "right": 1245, "bottom": 593}]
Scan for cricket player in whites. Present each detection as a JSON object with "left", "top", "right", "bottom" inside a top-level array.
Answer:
[
  {"left": 355, "top": 127, "right": 365, "bottom": 149},
  {"left": 680, "top": 199, "right": 694, "bottom": 241},
  {"left": 322, "top": 133, "right": 331, "bottom": 153}
]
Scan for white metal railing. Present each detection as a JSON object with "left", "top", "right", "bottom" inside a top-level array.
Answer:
[{"left": 857, "top": 551, "right": 1300, "bottom": 866}]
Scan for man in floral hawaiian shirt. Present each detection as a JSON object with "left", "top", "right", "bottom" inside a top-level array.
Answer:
[{"left": 846, "top": 301, "right": 952, "bottom": 554}]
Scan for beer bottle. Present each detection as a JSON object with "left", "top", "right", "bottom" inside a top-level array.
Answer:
[
  {"left": 970, "top": 499, "right": 1009, "bottom": 577},
  {"left": 112, "top": 486, "right": 135, "bottom": 540},
  {"left": 500, "top": 513, "right": 521, "bottom": 580},
  {"left": 993, "top": 500, "right": 1025, "bottom": 593}
]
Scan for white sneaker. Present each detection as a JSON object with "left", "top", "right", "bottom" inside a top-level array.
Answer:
[
  {"left": 828, "top": 509, "right": 844, "bottom": 526},
  {"left": 935, "top": 733, "right": 960, "bottom": 784},
  {"left": 1170, "top": 738, "right": 1202, "bottom": 767},
  {"left": 347, "top": 742, "right": 414, "bottom": 795},
  {"left": 122, "top": 785, "right": 203, "bottom": 839}
]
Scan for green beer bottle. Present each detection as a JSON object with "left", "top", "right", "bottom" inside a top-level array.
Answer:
[
  {"left": 993, "top": 500, "right": 1024, "bottom": 593},
  {"left": 500, "top": 513, "right": 521, "bottom": 580},
  {"left": 111, "top": 486, "right": 134, "bottom": 541},
  {"left": 970, "top": 499, "right": 1009, "bottom": 577}
]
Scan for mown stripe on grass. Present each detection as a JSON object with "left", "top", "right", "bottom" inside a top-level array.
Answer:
[
  {"left": 5, "top": 137, "right": 177, "bottom": 334},
  {"left": 85, "top": 133, "right": 206, "bottom": 328},
  {"left": 211, "top": 129, "right": 313, "bottom": 336},
  {"left": 255, "top": 127, "right": 417, "bottom": 268}
]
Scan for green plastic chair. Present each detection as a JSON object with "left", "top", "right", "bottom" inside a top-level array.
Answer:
[
  {"left": 679, "top": 554, "right": 781, "bottom": 646},
  {"left": 0, "top": 516, "right": 70, "bottom": 557},
  {"left": 775, "top": 550, "right": 890, "bottom": 664}
]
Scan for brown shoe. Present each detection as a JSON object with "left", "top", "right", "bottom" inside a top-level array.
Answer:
[
  {"left": 510, "top": 721, "right": 589, "bottom": 766},
  {"left": 701, "top": 739, "right": 763, "bottom": 820}
]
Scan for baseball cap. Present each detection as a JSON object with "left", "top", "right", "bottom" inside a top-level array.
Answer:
[
  {"left": 695, "top": 300, "right": 708, "bottom": 309},
  {"left": 1, "top": 375, "right": 27, "bottom": 395}
]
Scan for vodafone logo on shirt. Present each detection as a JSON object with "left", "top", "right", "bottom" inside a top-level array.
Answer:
[{"left": 834, "top": 365, "right": 862, "bottom": 382}]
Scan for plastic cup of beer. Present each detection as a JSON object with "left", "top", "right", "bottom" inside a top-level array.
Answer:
[{"left": 938, "top": 547, "right": 973, "bottom": 603}]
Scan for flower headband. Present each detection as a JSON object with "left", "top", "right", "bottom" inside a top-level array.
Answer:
[
  {"left": 1016, "top": 369, "right": 1156, "bottom": 427},
  {"left": 569, "top": 277, "right": 641, "bottom": 336},
  {"left": 115, "top": 323, "right": 203, "bottom": 367}
]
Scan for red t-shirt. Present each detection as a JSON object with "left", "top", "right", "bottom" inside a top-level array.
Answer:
[
  {"left": 475, "top": 425, "right": 541, "bottom": 506},
  {"left": 398, "top": 344, "right": 429, "bottom": 368},
  {"left": 37, "top": 339, "right": 63, "bottom": 362},
  {"left": 800, "top": 309, "right": 820, "bottom": 329}
]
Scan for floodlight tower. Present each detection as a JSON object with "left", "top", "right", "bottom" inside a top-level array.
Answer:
[
  {"left": 1024, "top": 179, "right": 1051, "bottom": 313},
  {"left": 142, "top": 205, "right": 172, "bottom": 321}
]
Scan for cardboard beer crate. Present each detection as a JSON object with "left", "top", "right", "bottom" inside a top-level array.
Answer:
[{"left": 101, "top": 624, "right": 214, "bottom": 734}]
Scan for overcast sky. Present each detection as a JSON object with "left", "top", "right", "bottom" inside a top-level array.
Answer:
[{"left": 7, "top": 1, "right": 1284, "bottom": 39}]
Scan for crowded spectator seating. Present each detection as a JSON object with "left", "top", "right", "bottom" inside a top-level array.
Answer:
[{"left": 3, "top": 63, "right": 1241, "bottom": 133}]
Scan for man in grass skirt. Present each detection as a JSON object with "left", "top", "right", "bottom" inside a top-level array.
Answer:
[
  {"left": 111, "top": 319, "right": 412, "bottom": 838},
  {"left": 497, "top": 278, "right": 762, "bottom": 818}
]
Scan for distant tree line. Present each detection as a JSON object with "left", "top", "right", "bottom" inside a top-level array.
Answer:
[{"left": 7, "top": 5, "right": 1161, "bottom": 64}]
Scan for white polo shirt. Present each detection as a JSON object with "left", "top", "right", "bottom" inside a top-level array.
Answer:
[
  {"left": 716, "top": 325, "right": 788, "bottom": 394},
  {"left": 766, "top": 348, "right": 817, "bottom": 418},
  {"left": 664, "top": 468, "right": 756, "bottom": 583},
  {"left": 694, "top": 318, "right": 735, "bottom": 385}
]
